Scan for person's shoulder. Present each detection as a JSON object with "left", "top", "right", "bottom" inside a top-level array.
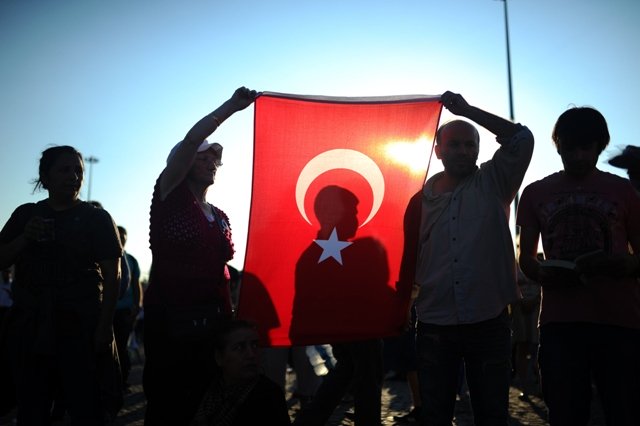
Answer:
[
  {"left": 125, "top": 251, "right": 139, "bottom": 262},
  {"left": 212, "top": 205, "right": 231, "bottom": 222},
  {"left": 524, "top": 171, "right": 563, "bottom": 190},
  {"left": 404, "top": 189, "right": 423, "bottom": 212},
  {"left": 8, "top": 202, "right": 42, "bottom": 220},
  {"left": 540, "top": 171, "right": 563, "bottom": 183},
  {"left": 14, "top": 202, "right": 39, "bottom": 213},
  {"left": 596, "top": 169, "right": 632, "bottom": 185},
  {"left": 125, "top": 251, "right": 140, "bottom": 268},
  {"left": 78, "top": 202, "right": 119, "bottom": 228},
  {"left": 82, "top": 201, "right": 111, "bottom": 217},
  {"left": 424, "top": 171, "right": 443, "bottom": 187},
  {"left": 154, "top": 174, "right": 189, "bottom": 204}
]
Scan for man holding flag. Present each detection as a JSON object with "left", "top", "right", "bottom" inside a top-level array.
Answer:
[{"left": 402, "top": 91, "right": 534, "bottom": 425}]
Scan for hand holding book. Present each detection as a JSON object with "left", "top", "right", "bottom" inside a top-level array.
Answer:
[
  {"left": 538, "top": 250, "right": 606, "bottom": 287},
  {"left": 538, "top": 250, "right": 640, "bottom": 288}
]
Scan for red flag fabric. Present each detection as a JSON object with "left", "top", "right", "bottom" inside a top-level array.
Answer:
[{"left": 238, "top": 92, "right": 442, "bottom": 346}]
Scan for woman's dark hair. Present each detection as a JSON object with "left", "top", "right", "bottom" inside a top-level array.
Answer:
[
  {"left": 212, "top": 319, "right": 257, "bottom": 352},
  {"left": 552, "top": 106, "right": 610, "bottom": 154},
  {"left": 32, "top": 145, "right": 84, "bottom": 192}
]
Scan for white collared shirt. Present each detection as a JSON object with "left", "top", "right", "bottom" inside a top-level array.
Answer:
[{"left": 415, "top": 126, "right": 534, "bottom": 325}]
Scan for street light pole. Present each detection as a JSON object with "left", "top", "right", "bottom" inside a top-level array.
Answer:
[
  {"left": 498, "top": 0, "right": 519, "bottom": 241},
  {"left": 85, "top": 156, "right": 99, "bottom": 201},
  {"left": 502, "top": 0, "right": 515, "bottom": 122}
]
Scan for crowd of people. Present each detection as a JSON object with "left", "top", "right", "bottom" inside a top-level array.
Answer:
[{"left": 0, "top": 87, "right": 638, "bottom": 426}]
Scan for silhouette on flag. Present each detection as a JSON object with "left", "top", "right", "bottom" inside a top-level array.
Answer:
[{"left": 238, "top": 92, "right": 442, "bottom": 346}]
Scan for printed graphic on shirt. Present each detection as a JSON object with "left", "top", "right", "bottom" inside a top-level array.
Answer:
[{"left": 540, "top": 191, "right": 615, "bottom": 259}]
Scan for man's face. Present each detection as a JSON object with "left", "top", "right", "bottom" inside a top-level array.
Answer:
[
  {"left": 558, "top": 141, "right": 600, "bottom": 178},
  {"left": 435, "top": 122, "right": 479, "bottom": 179}
]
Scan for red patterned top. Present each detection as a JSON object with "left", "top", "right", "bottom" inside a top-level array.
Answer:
[{"left": 145, "top": 177, "right": 234, "bottom": 311}]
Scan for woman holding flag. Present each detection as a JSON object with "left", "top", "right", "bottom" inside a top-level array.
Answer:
[{"left": 143, "top": 87, "right": 257, "bottom": 426}]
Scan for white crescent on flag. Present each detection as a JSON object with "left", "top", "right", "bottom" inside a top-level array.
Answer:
[{"left": 295, "top": 148, "right": 385, "bottom": 227}]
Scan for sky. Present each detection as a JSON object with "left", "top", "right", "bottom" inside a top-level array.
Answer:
[{"left": 1, "top": 0, "right": 639, "bottom": 278}]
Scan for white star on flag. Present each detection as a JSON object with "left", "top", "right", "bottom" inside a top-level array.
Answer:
[{"left": 314, "top": 227, "right": 353, "bottom": 265}]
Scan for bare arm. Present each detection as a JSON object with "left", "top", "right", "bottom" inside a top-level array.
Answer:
[
  {"left": 0, "top": 235, "right": 29, "bottom": 270},
  {"left": 441, "top": 91, "right": 521, "bottom": 141},
  {"left": 159, "top": 86, "right": 258, "bottom": 200},
  {"left": 518, "top": 226, "right": 542, "bottom": 283}
]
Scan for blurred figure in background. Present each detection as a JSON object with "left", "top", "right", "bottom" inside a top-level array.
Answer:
[
  {"left": 0, "top": 268, "right": 13, "bottom": 326},
  {"left": 114, "top": 225, "right": 142, "bottom": 391},
  {"left": 609, "top": 144, "right": 640, "bottom": 191},
  {"left": 511, "top": 259, "right": 541, "bottom": 399}
]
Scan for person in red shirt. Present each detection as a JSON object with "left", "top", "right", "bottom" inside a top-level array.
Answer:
[
  {"left": 143, "top": 87, "right": 257, "bottom": 426},
  {"left": 517, "top": 107, "right": 640, "bottom": 425}
]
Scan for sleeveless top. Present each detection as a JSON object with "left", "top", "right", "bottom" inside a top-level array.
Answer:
[{"left": 146, "top": 177, "right": 234, "bottom": 311}]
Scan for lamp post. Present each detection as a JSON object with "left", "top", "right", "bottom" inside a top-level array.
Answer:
[
  {"left": 501, "top": 0, "right": 515, "bottom": 123},
  {"left": 497, "top": 0, "right": 519, "bottom": 240},
  {"left": 85, "top": 155, "right": 99, "bottom": 201}
]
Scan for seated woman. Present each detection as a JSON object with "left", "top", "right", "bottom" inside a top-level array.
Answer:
[{"left": 191, "top": 319, "right": 291, "bottom": 426}]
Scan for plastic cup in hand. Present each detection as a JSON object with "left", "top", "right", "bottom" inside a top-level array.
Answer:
[{"left": 38, "top": 218, "right": 55, "bottom": 242}]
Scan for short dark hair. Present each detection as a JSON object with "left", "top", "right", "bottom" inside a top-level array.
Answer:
[
  {"left": 313, "top": 185, "right": 358, "bottom": 224},
  {"left": 32, "top": 145, "right": 83, "bottom": 192},
  {"left": 212, "top": 319, "right": 257, "bottom": 352},
  {"left": 552, "top": 107, "right": 610, "bottom": 154}
]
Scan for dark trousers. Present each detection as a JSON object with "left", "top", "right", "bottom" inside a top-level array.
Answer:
[
  {"left": 293, "top": 339, "right": 383, "bottom": 426},
  {"left": 8, "top": 308, "right": 105, "bottom": 426},
  {"left": 416, "top": 310, "right": 511, "bottom": 426},
  {"left": 539, "top": 322, "right": 640, "bottom": 426},
  {"left": 142, "top": 307, "right": 218, "bottom": 426}
]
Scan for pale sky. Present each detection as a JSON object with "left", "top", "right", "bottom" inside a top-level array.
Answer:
[{"left": 1, "top": 0, "right": 638, "bottom": 277}]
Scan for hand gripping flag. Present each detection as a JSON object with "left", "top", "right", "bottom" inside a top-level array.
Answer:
[{"left": 238, "top": 92, "right": 442, "bottom": 346}]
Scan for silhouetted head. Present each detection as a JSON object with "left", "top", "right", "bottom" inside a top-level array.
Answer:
[
  {"left": 118, "top": 226, "right": 127, "bottom": 247},
  {"left": 314, "top": 185, "right": 359, "bottom": 239},
  {"left": 552, "top": 107, "right": 609, "bottom": 178},
  {"left": 435, "top": 120, "right": 480, "bottom": 179},
  {"left": 33, "top": 146, "right": 84, "bottom": 199}
]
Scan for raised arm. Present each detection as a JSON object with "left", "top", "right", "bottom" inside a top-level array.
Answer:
[
  {"left": 159, "top": 86, "right": 258, "bottom": 200},
  {"left": 441, "top": 91, "right": 521, "bottom": 142}
]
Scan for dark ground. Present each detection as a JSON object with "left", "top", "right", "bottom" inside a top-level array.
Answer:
[{"left": 1, "top": 348, "right": 606, "bottom": 426}]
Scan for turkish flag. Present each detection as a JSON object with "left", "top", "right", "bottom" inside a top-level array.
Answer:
[{"left": 238, "top": 92, "right": 442, "bottom": 346}]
